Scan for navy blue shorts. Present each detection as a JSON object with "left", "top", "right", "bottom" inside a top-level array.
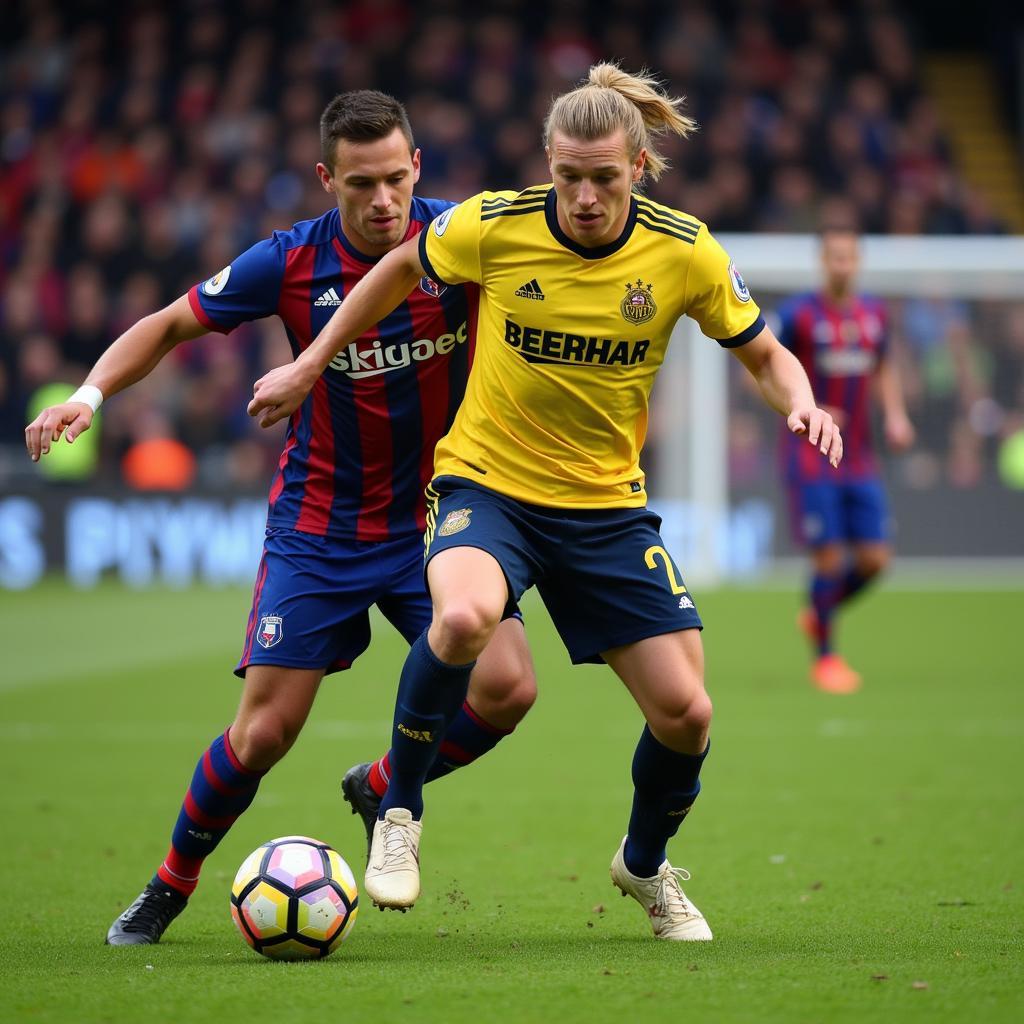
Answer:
[
  {"left": 425, "top": 476, "right": 702, "bottom": 665},
  {"left": 235, "top": 527, "right": 433, "bottom": 677},
  {"left": 788, "top": 477, "right": 890, "bottom": 547}
]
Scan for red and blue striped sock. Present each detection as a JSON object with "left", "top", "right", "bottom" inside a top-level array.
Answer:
[
  {"left": 368, "top": 752, "right": 392, "bottom": 798},
  {"left": 153, "top": 729, "right": 265, "bottom": 897},
  {"left": 367, "top": 701, "right": 513, "bottom": 796},
  {"left": 811, "top": 572, "right": 845, "bottom": 656},
  {"left": 839, "top": 567, "right": 873, "bottom": 605},
  {"left": 425, "top": 700, "right": 513, "bottom": 782}
]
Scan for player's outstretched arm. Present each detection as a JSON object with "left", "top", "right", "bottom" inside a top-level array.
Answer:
[
  {"left": 25, "top": 295, "right": 208, "bottom": 461},
  {"left": 248, "top": 236, "right": 425, "bottom": 428},
  {"left": 730, "top": 324, "right": 844, "bottom": 469}
]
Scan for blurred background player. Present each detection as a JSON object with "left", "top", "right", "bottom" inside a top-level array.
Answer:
[
  {"left": 24, "top": 90, "right": 536, "bottom": 944},
  {"left": 776, "top": 227, "right": 914, "bottom": 693}
]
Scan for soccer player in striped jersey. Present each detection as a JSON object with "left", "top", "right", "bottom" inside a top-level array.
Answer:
[
  {"left": 249, "top": 65, "right": 843, "bottom": 942},
  {"left": 776, "top": 227, "right": 914, "bottom": 693},
  {"left": 25, "top": 91, "right": 536, "bottom": 945}
]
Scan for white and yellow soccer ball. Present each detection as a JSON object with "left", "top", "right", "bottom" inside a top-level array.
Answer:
[{"left": 230, "top": 836, "right": 358, "bottom": 960}]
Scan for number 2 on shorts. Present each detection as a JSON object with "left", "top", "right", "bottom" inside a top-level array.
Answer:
[{"left": 644, "top": 545, "right": 686, "bottom": 595}]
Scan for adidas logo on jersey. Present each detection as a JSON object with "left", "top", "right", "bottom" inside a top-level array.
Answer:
[
  {"left": 315, "top": 287, "right": 342, "bottom": 307},
  {"left": 514, "top": 278, "right": 545, "bottom": 300}
]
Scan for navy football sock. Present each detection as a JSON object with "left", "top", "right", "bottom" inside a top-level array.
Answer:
[
  {"left": 624, "top": 726, "right": 709, "bottom": 879},
  {"left": 154, "top": 730, "right": 265, "bottom": 897},
  {"left": 839, "top": 566, "right": 874, "bottom": 605},
  {"left": 423, "top": 700, "right": 514, "bottom": 783},
  {"left": 811, "top": 572, "right": 844, "bottom": 656},
  {"left": 380, "top": 631, "right": 475, "bottom": 820}
]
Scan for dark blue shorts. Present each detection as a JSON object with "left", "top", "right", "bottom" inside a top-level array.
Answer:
[
  {"left": 788, "top": 477, "right": 890, "bottom": 547},
  {"left": 235, "top": 527, "right": 433, "bottom": 677},
  {"left": 425, "top": 476, "right": 702, "bottom": 665}
]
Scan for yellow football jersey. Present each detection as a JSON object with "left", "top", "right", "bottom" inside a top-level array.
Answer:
[{"left": 419, "top": 184, "right": 763, "bottom": 508}]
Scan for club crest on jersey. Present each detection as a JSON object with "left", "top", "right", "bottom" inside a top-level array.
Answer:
[
  {"left": 256, "top": 615, "right": 283, "bottom": 649},
  {"left": 621, "top": 280, "right": 657, "bottom": 324},
  {"left": 728, "top": 261, "right": 751, "bottom": 303},
  {"left": 438, "top": 508, "right": 472, "bottom": 537},
  {"left": 202, "top": 265, "right": 231, "bottom": 295},
  {"left": 419, "top": 276, "right": 447, "bottom": 298}
]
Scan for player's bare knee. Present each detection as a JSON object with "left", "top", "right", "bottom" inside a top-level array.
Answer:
[
  {"left": 673, "top": 690, "right": 712, "bottom": 736},
  {"left": 472, "top": 670, "right": 537, "bottom": 726},
  {"left": 814, "top": 545, "right": 844, "bottom": 575},
  {"left": 687, "top": 690, "right": 713, "bottom": 734},
  {"left": 433, "top": 602, "right": 501, "bottom": 661},
  {"left": 231, "top": 715, "right": 293, "bottom": 771},
  {"left": 857, "top": 549, "right": 889, "bottom": 578},
  {"left": 651, "top": 690, "right": 712, "bottom": 749},
  {"left": 505, "top": 671, "right": 538, "bottom": 718}
]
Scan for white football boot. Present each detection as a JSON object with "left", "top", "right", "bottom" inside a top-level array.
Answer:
[
  {"left": 364, "top": 808, "right": 422, "bottom": 910},
  {"left": 610, "top": 837, "right": 713, "bottom": 940}
]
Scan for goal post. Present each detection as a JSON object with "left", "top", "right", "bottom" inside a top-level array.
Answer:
[{"left": 649, "top": 234, "right": 1024, "bottom": 587}]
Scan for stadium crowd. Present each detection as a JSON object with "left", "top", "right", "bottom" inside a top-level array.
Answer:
[{"left": 1, "top": 0, "right": 1020, "bottom": 491}]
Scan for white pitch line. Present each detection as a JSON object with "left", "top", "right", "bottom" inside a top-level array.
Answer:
[
  {"left": 0, "top": 719, "right": 393, "bottom": 742},
  {"left": 1, "top": 639, "right": 240, "bottom": 693}
]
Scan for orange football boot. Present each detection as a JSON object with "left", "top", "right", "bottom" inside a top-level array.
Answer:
[{"left": 810, "top": 654, "right": 862, "bottom": 694}]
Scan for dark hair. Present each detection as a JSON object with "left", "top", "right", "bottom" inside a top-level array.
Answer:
[
  {"left": 818, "top": 224, "right": 860, "bottom": 241},
  {"left": 319, "top": 90, "right": 415, "bottom": 170}
]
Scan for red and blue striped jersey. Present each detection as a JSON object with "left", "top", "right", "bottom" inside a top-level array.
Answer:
[
  {"left": 776, "top": 292, "right": 888, "bottom": 481},
  {"left": 188, "top": 197, "right": 476, "bottom": 541}
]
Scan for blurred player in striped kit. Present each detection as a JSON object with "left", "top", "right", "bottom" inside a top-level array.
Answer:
[{"left": 776, "top": 228, "right": 914, "bottom": 693}]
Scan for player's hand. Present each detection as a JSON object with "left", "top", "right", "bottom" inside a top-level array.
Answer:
[
  {"left": 25, "top": 402, "right": 94, "bottom": 461},
  {"left": 248, "top": 363, "right": 317, "bottom": 428},
  {"left": 787, "top": 407, "right": 844, "bottom": 469},
  {"left": 885, "top": 413, "right": 915, "bottom": 451}
]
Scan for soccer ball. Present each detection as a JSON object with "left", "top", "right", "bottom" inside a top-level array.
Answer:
[{"left": 230, "top": 836, "right": 359, "bottom": 960}]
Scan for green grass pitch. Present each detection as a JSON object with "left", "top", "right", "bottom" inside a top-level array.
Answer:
[{"left": 1, "top": 580, "right": 1021, "bottom": 1023}]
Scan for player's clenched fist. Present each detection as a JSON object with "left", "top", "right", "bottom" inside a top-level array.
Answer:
[
  {"left": 247, "top": 363, "right": 317, "bottom": 428},
  {"left": 25, "top": 401, "right": 94, "bottom": 461}
]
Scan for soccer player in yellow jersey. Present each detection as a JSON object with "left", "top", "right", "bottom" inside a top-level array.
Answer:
[{"left": 249, "top": 64, "right": 843, "bottom": 941}]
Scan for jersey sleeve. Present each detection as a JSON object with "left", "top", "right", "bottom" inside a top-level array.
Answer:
[
  {"left": 773, "top": 298, "right": 797, "bottom": 352},
  {"left": 417, "top": 193, "right": 484, "bottom": 287},
  {"left": 685, "top": 227, "right": 765, "bottom": 348},
  {"left": 874, "top": 299, "right": 889, "bottom": 360},
  {"left": 187, "top": 234, "right": 287, "bottom": 334}
]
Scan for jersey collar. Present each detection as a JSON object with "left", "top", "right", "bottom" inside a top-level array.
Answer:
[
  {"left": 335, "top": 209, "right": 418, "bottom": 264},
  {"left": 817, "top": 290, "right": 857, "bottom": 315},
  {"left": 544, "top": 188, "right": 638, "bottom": 260}
]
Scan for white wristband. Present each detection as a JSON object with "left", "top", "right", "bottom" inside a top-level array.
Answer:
[{"left": 68, "top": 384, "right": 104, "bottom": 413}]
